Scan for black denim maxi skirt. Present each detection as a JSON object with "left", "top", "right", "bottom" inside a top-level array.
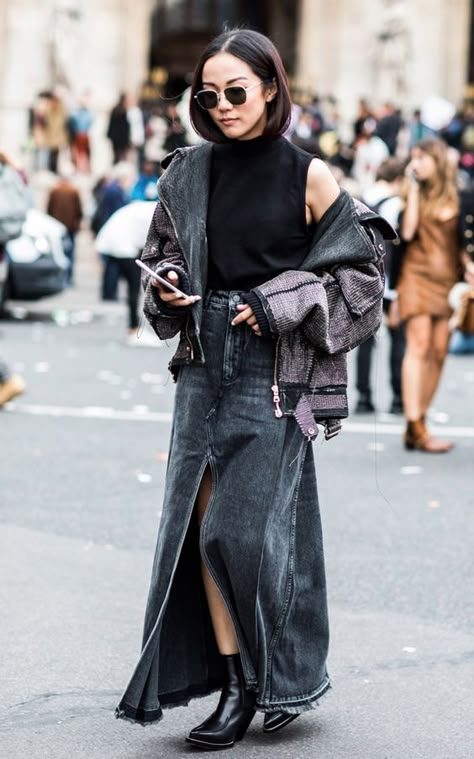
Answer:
[{"left": 116, "top": 291, "right": 330, "bottom": 725}]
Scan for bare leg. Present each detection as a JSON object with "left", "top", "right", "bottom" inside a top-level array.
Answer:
[
  {"left": 420, "top": 317, "right": 451, "bottom": 415},
  {"left": 402, "top": 314, "right": 432, "bottom": 421},
  {"left": 196, "top": 467, "right": 239, "bottom": 655}
]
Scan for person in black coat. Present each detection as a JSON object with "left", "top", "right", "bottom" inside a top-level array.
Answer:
[{"left": 106, "top": 94, "right": 130, "bottom": 164}]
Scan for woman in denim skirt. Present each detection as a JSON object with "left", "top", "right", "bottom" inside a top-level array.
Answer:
[{"left": 116, "top": 29, "right": 389, "bottom": 749}]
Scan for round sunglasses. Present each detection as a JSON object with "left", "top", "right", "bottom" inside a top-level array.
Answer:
[{"left": 194, "top": 81, "right": 269, "bottom": 110}]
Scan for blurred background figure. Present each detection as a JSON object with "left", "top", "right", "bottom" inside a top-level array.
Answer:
[
  {"left": 94, "top": 200, "right": 155, "bottom": 344},
  {"left": 0, "top": 358, "right": 25, "bottom": 407},
  {"left": 68, "top": 92, "right": 93, "bottom": 173},
  {"left": 46, "top": 169, "right": 83, "bottom": 285},
  {"left": 458, "top": 102, "right": 474, "bottom": 179},
  {"left": 352, "top": 118, "right": 390, "bottom": 195},
  {"left": 126, "top": 95, "right": 145, "bottom": 169},
  {"left": 407, "top": 108, "right": 436, "bottom": 150},
  {"left": 375, "top": 103, "right": 403, "bottom": 156},
  {"left": 397, "top": 138, "right": 463, "bottom": 452},
  {"left": 448, "top": 180, "right": 474, "bottom": 353},
  {"left": 90, "top": 161, "right": 135, "bottom": 300},
  {"left": 354, "top": 158, "right": 406, "bottom": 414},
  {"left": 107, "top": 93, "right": 130, "bottom": 164},
  {"left": 130, "top": 160, "right": 160, "bottom": 201},
  {"left": 353, "top": 98, "right": 376, "bottom": 141},
  {"left": 143, "top": 106, "right": 169, "bottom": 165},
  {"left": 0, "top": 150, "right": 29, "bottom": 405},
  {"left": 90, "top": 161, "right": 134, "bottom": 238},
  {"left": 163, "top": 102, "right": 187, "bottom": 154},
  {"left": 29, "top": 92, "right": 51, "bottom": 172},
  {"left": 43, "top": 90, "right": 69, "bottom": 174}
]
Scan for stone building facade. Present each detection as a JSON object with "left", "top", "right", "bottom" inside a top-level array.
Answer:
[{"left": 0, "top": 0, "right": 472, "bottom": 168}]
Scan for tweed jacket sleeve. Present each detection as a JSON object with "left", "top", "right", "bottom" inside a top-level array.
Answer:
[
  {"left": 249, "top": 258, "right": 385, "bottom": 355},
  {"left": 140, "top": 201, "right": 192, "bottom": 339}
]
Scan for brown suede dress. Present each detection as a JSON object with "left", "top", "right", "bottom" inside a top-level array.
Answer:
[{"left": 397, "top": 210, "right": 461, "bottom": 321}]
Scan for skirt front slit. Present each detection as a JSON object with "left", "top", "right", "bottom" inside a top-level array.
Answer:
[{"left": 116, "top": 291, "right": 330, "bottom": 725}]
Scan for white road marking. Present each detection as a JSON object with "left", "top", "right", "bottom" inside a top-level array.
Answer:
[
  {"left": 6, "top": 403, "right": 172, "bottom": 423},
  {"left": 6, "top": 403, "right": 474, "bottom": 438},
  {"left": 344, "top": 421, "right": 474, "bottom": 438}
]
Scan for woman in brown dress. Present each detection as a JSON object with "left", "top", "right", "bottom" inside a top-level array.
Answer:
[{"left": 397, "top": 138, "right": 462, "bottom": 451}]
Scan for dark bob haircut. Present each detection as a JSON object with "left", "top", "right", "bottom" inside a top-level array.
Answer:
[{"left": 189, "top": 28, "right": 292, "bottom": 144}]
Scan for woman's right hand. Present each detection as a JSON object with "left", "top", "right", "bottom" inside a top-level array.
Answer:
[
  {"left": 405, "top": 163, "right": 419, "bottom": 188},
  {"left": 151, "top": 270, "right": 200, "bottom": 307}
]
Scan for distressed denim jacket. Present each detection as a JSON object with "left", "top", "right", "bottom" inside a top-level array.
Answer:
[{"left": 140, "top": 143, "right": 396, "bottom": 440}]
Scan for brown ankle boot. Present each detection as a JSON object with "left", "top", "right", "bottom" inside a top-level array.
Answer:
[{"left": 404, "top": 418, "right": 453, "bottom": 453}]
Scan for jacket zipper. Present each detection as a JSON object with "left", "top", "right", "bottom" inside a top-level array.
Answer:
[
  {"left": 185, "top": 315, "right": 194, "bottom": 360},
  {"left": 271, "top": 337, "right": 283, "bottom": 418}
]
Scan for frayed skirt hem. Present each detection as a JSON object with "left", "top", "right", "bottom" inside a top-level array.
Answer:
[
  {"left": 256, "top": 677, "right": 331, "bottom": 715},
  {"left": 114, "top": 683, "right": 223, "bottom": 726}
]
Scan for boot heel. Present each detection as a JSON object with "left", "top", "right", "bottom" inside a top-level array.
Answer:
[{"left": 235, "top": 709, "right": 256, "bottom": 741}]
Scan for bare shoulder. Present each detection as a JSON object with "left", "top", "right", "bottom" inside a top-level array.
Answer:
[{"left": 306, "top": 158, "right": 341, "bottom": 223}]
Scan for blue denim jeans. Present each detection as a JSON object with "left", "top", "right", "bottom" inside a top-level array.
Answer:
[
  {"left": 116, "top": 291, "right": 330, "bottom": 725},
  {"left": 449, "top": 329, "right": 474, "bottom": 354}
]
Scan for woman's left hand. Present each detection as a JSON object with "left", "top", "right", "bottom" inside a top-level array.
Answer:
[{"left": 231, "top": 304, "right": 262, "bottom": 336}]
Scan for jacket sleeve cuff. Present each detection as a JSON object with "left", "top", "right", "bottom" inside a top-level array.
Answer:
[
  {"left": 144, "top": 263, "right": 192, "bottom": 317},
  {"left": 247, "top": 290, "right": 272, "bottom": 338}
]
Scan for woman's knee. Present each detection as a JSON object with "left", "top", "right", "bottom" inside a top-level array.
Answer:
[
  {"left": 405, "top": 337, "right": 431, "bottom": 360},
  {"left": 405, "top": 318, "right": 432, "bottom": 359}
]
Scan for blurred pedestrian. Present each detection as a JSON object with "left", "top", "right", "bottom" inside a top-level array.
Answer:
[
  {"left": 459, "top": 103, "right": 474, "bottom": 179},
  {"left": 143, "top": 106, "right": 168, "bottom": 164},
  {"left": 46, "top": 171, "right": 83, "bottom": 285},
  {"left": 352, "top": 120, "right": 390, "bottom": 196},
  {"left": 107, "top": 94, "right": 130, "bottom": 164},
  {"left": 29, "top": 93, "right": 50, "bottom": 172},
  {"left": 163, "top": 103, "right": 187, "bottom": 153},
  {"left": 68, "top": 93, "right": 93, "bottom": 173},
  {"left": 397, "top": 138, "right": 463, "bottom": 451},
  {"left": 0, "top": 359, "right": 25, "bottom": 406},
  {"left": 375, "top": 103, "right": 403, "bottom": 156},
  {"left": 126, "top": 95, "right": 145, "bottom": 168},
  {"left": 353, "top": 97, "right": 375, "bottom": 140},
  {"left": 0, "top": 152, "right": 28, "bottom": 404},
  {"left": 95, "top": 200, "right": 154, "bottom": 342},
  {"left": 43, "top": 91, "right": 69, "bottom": 173},
  {"left": 407, "top": 109, "right": 436, "bottom": 151},
  {"left": 354, "top": 158, "right": 406, "bottom": 414},
  {"left": 130, "top": 160, "right": 160, "bottom": 201},
  {"left": 448, "top": 180, "right": 474, "bottom": 353},
  {"left": 92, "top": 162, "right": 135, "bottom": 300}
]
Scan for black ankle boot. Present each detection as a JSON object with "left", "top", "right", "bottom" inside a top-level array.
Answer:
[
  {"left": 186, "top": 654, "right": 256, "bottom": 749},
  {"left": 263, "top": 711, "right": 299, "bottom": 733}
]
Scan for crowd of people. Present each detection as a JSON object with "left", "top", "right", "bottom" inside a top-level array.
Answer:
[{"left": 2, "top": 84, "right": 474, "bottom": 450}]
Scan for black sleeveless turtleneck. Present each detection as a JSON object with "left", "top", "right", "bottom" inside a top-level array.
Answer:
[{"left": 206, "top": 135, "right": 314, "bottom": 291}]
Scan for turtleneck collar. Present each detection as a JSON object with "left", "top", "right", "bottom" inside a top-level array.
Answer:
[{"left": 215, "top": 134, "right": 283, "bottom": 157}]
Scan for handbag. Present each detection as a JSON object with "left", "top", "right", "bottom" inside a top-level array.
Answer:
[{"left": 453, "top": 288, "right": 474, "bottom": 334}]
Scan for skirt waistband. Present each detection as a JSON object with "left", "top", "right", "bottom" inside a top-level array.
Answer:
[{"left": 204, "top": 290, "right": 248, "bottom": 308}]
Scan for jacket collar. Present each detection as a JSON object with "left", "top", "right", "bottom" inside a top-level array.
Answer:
[{"left": 302, "top": 189, "right": 396, "bottom": 272}]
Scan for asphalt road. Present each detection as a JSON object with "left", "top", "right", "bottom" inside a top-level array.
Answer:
[{"left": 1, "top": 248, "right": 473, "bottom": 759}]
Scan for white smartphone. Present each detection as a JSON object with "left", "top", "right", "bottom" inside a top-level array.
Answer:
[{"left": 135, "top": 258, "right": 188, "bottom": 299}]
